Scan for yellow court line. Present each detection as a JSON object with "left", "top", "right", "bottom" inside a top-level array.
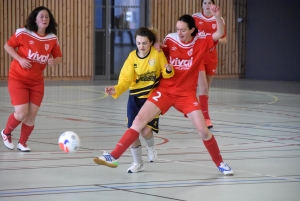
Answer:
[
  {"left": 256, "top": 91, "right": 278, "bottom": 105},
  {"left": 209, "top": 90, "right": 279, "bottom": 114},
  {"left": 44, "top": 87, "right": 108, "bottom": 105}
]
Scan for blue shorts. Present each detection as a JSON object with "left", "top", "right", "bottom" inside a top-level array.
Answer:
[{"left": 127, "top": 95, "right": 159, "bottom": 133}]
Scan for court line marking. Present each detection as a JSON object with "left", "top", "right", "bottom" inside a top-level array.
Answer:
[
  {"left": 0, "top": 177, "right": 295, "bottom": 197},
  {"left": 43, "top": 87, "right": 108, "bottom": 105},
  {"left": 154, "top": 157, "right": 300, "bottom": 182}
]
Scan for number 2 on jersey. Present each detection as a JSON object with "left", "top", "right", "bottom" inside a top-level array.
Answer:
[{"left": 152, "top": 91, "right": 161, "bottom": 102}]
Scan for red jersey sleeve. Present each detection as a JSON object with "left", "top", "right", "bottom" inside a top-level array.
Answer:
[
  {"left": 7, "top": 33, "right": 20, "bottom": 48},
  {"left": 51, "top": 39, "right": 62, "bottom": 58},
  {"left": 196, "top": 32, "right": 218, "bottom": 51}
]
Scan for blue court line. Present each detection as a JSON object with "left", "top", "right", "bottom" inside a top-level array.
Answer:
[
  {"left": 102, "top": 178, "right": 287, "bottom": 189},
  {"left": 0, "top": 187, "right": 104, "bottom": 196},
  {"left": 0, "top": 177, "right": 295, "bottom": 197},
  {"left": 220, "top": 124, "right": 300, "bottom": 130}
]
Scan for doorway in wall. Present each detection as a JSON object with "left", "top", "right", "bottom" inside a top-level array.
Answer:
[{"left": 94, "top": 0, "right": 148, "bottom": 80}]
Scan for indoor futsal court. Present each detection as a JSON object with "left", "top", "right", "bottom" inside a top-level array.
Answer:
[{"left": 0, "top": 78, "right": 300, "bottom": 201}]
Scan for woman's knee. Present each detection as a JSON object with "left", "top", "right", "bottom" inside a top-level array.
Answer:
[
  {"left": 14, "top": 111, "right": 28, "bottom": 121},
  {"left": 198, "top": 128, "right": 211, "bottom": 140},
  {"left": 23, "top": 104, "right": 39, "bottom": 124},
  {"left": 22, "top": 115, "right": 37, "bottom": 125},
  {"left": 133, "top": 115, "right": 148, "bottom": 126},
  {"left": 198, "top": 85, "right": 209, "bottom": 95},
  {"left": 141, "top": 127, "right": 153, "bottom": 139}
]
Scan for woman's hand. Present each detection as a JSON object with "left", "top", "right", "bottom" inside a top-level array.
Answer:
[
  {"left": 154, "top": 42, "right": 167, "bottom": 52},
  {"left": 48, "top": 57, "right": 62, "bottom": 66},
  {"left": 48, "top": 58, "right": 56, "bottom": 65},
  {"left": 18, "top": 57, "right": 32, "bottom": 69},
  {"left": 105, "top": 86, "right": 116, "bottom": 95},
  {"left": 210, "top": 5, "right": 221, "bottom": 17},
  {"left": 165, "top": 64, "right": 173, "bottom": 72}
]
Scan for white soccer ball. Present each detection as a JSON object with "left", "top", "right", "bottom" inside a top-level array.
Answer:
[{"left": 58, "top": 131, "right": 80, "bottom": 153}]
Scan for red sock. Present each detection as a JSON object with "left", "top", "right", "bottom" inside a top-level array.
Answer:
[
  {"left": 19, "top": 123, "right": 34, "bottom": 145},
  {"left": 111, "top": 128, "right": 139, "bottom": 159},
  {"left": 199, "top": 95, "right": 210, "bottom": 120},
  {"left": 203, "top": 135, "right": 223, "bottom": 166},
  {"left": 4, "top": 113, "right": 22, "bottom": 134}
]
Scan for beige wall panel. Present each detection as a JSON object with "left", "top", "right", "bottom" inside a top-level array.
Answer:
[
  {"left": 0, "top": 0, "right": 93, "bottom": 80},
  {"left": 150, "top": 0, "right": 247, "bottom": 78},
  {"left": 0, "top": 0, "right": 246, "bottom": 80}
]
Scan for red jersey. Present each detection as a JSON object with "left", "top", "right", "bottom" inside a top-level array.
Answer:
[
  {"left": 161, "top": 32, "right": 217, "bottom": 95},
  {"left": 192, "top": 13, "right": 226, "bottom": 64},
  {"left": 7, "top": 27, "right": 62, "bottom": 82}
]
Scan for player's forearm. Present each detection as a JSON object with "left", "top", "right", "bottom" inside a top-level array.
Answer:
[
  {"left": 219, "top": 37, "right": 227, "bottom": 44},
  {"left": 212, "top": 16, "right": 224, "bottom": 41},
  {"left": 53, "top": 57, "right": 62, "bottom": 65},
  {"left": 4, "top": 43, "right": 22, "bottom": 62}
]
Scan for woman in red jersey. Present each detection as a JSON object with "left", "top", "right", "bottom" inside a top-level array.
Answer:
[
  {"left": 94, "top": 5, "right": 233, "bottom": 176},
  {"left": 1, "top": 6, "right": 62, "bottom": 152},
  {"left": 192, "top": 0, "right": 227, "bottom": 129}
]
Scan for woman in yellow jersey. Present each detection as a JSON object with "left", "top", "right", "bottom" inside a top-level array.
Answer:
[{"left": 104, "top": 27, "right": 174, "bottom": 173}]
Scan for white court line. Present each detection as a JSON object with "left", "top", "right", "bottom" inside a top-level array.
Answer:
[
  {"left": 153, "top": 157, "right": 300, "bottom": 182},
  {"left": 211, "top": 111, "right": 299, "bottom": 120},
  {"left": 1, "top": 149, "right": 299, "bottom": 183}
]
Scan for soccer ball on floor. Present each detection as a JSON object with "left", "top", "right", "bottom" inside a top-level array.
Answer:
[{"left": 58, "top": 131, "right": 80, "bottom": 153}]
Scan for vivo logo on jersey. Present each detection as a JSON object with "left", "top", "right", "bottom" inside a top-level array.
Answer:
[
  {"left": 209, "top": 46, "right": 216, "bottom": 51},
  {"left": 27, "top": 49, "right": 49, "bottom": 64},
  {"left": 198, "top": 30, "right": 211, "bottom": 37},
  {"left": 170, "top": 56, "right": 193, "bottom": 70},
  {"left": 198, "top": 30, "right": 206, "bottom": 36}
]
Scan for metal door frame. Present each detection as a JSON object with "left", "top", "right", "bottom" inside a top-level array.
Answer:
[{"left": 93, "top": 0, "right": 149, "bottom": 80}]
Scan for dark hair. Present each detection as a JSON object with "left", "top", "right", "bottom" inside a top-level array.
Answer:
[
  {"left": 25, "top": 6, "right": 58, "bottom": 35},
  {"left": 177, "top": 15, "right": 198, "bottom": 36},
  {"left": 134, "top": 27, "right": 157, "bottom": 44},
  {"left": 201, "top": 0, "right": 215, "bottom": 6}
]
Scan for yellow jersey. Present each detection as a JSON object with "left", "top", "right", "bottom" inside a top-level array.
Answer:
[{"left": 113, "top": 46, "right": 174, "bottom": 99}]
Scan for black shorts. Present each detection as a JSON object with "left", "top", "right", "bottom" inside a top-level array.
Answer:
[{"left": 127, "top": 95, "right": 159, "bottom": 133}]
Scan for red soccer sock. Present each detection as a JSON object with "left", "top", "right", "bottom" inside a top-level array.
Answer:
[
  {"left": 199, "top": 95, "right": 210, "bottom": 120},
  {"left": 4, "top": 113, "right": 22, "bottom": 134},
  {"left": 203, "top": 135, "right": 223, "bottom": 166},
  {"left": 110, "top": 128, "right": 139, "bottom": 159},
  {"left": 19, "top": 123, "right": 34, "bottom": 145}
]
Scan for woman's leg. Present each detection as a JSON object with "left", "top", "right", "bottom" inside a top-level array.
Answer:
[
  {"left": 198, "top": 71, "right": 212, "bottom": 127},
  {"left": 17, "top": 102, "right": 39, "bottom": 151},
  {"left": 131, "top": 138, "right": 142, "bottom": 148},
  {"left": 141, "top": 126, "right": 157, "bottom": 162},
  {"left": 186, "top": 110, "right": 233, "bottom": 175},
  {"left": 127, "top": 145, "right": 145, "bottom": 173},
  {"left": 206, "top": 75, "right": 214, "bottom": 92},
  {"left": 198, "top": 71, "right": 209, "bottom": 96},
  {"left": 186, "top": 110, "right": 222, "bottom": 165},
  {"left": 128, "top": 120, "right": 158, "bottom": 172},
  {"left": 4, "top": 104, "right": 29, "bottom": 132},
  {"left": 111, "top": 101, "right": 161, "bottom": 159},
  {"left": 94, "top": 101, "right": 161, "bottom": 168},
  {"left": 128, "top": 131, "right": 146, "bottom": 173},
  {"left": 1, "top": 104, "right": 28, "bottom": 150}
]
